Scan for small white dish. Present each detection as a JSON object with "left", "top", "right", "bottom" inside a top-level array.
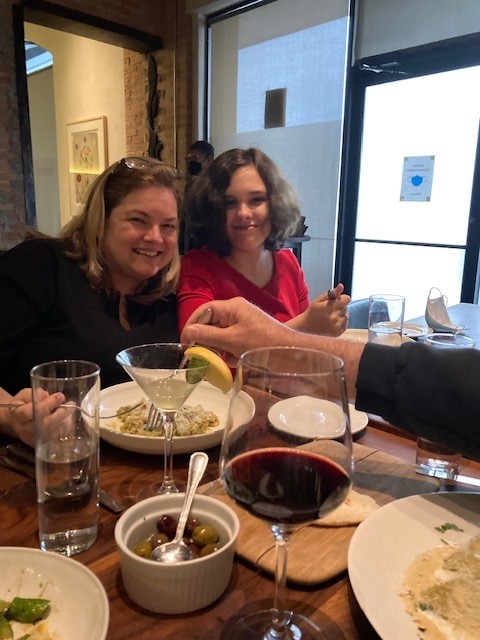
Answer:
[
  {"left": 341, "top": 328, "right": 414, "bottom": 344},
  {"left": 115, "top": 493, "right": 240, "bottom": 614},
  {"left": 268, "top": 396, "right": 367, "bottom": 438},
  {"left": 0, "top": 546, "right": 109, "bottom": 640},
  {"left": 100, "top": 380, "right": 255, "bottom": 455},
  {"left": 400, "top": 322, "right": 430, "bottom": 338}
]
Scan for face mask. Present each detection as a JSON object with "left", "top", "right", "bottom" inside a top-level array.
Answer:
[
  {"left": 188, "top": 160, "right": 203, "bottom": 176},
  {"left": 425, "top": 287, "right": 464, "bottom": 332}
]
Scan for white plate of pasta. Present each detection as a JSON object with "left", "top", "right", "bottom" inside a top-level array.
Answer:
[{"left": 99, "top": 380, "right": 254, "bottom": 455}]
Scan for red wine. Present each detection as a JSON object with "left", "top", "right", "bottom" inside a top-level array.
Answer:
[{"left": 223, "top": 447, "right": 350, "bottom": 524}]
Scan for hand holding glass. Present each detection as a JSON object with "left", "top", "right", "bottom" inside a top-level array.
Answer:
[{"left": 220, "top": 347, "right": 353, "bottom": 639}]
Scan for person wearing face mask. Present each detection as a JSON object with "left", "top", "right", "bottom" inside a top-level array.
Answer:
[
  {"left": 186, "top": 141, "right": 215, "bottom": 177},
  {"left": 179, "top": 141, "right": 215, "bottom": 254},
  {"left": 177, "top": 147, "right": 350, "bottom": 337}
]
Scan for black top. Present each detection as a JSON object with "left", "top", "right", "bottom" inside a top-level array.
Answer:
[
  {"left": 356, "top": 341, "right": 480, "bottom": 460},
  {"left": 0, "top": 238, "right": 179, "bottom": 393}
]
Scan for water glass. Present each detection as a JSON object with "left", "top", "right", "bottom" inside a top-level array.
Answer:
[
  {"left": 368, "top": 294, "right": 405, "bottom": 346},
  {"left": 415, "top": 333, "right": 474, "bottom": 477},
  {"left": 416, "top": 436, "right": 461, "bottom": 479},
  {"left": 31, "top": 360, "right": 100, "bottom": 556}
]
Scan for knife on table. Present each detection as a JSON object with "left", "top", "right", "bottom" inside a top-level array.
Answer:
[
  {"left": 4, "top": 444, "right": 124, "bottom": 513},
  {"left": 415, "top": 467, "right": 480, "bottom": 488}
]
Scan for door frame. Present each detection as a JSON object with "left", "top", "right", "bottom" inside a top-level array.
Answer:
[
  {"left": 335, "top": 33, "right": 480, "bottom": 302},
  {"left": 14, "top": 1, "right": 164, "bottom": 230}
]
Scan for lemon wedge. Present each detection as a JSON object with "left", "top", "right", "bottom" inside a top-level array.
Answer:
[{"left": 185, "top": 346, "right": 233, "bottom": 394}]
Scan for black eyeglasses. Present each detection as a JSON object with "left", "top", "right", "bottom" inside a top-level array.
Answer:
[{"left": 112, "top": 156, "right": 183, "bottom": 178}]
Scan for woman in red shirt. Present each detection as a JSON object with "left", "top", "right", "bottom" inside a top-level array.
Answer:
[{"left": 177, "top": 147, "right": 349, "bottom": 334}]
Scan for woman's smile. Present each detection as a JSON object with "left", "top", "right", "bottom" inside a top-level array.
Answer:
[
  {"left": 103, "top": 185, "right": 178, "bottom": 294},
  {"left": 133, "top": 247, "right": 163, "bottom": 257}
]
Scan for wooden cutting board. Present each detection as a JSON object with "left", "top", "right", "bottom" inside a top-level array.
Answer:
[{"left": 199, "top": 442, "right": 439, "bottom": 585}]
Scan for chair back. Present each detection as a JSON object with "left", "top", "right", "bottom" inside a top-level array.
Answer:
[{"left": 347, "top": 298, "right": 370, "bottom": 329}]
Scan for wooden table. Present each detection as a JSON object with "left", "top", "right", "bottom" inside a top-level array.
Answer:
[
  {"left": 1, "top": 420, "right": 480, "bottom": 640},
  {"left": 408, "top": 302, "right": 480, "bottom": 347}
]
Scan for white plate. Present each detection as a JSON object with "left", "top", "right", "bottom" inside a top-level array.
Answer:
[
  {"left": 0, "top": 546, "right": 109, "bottom": 640},
  {"left": 401, "top": 322, "right": 431, "bottom": 338},
  {"left": 99, "top": 380, "right": 254, "bottom": 455},
  {"left": 267, "top": 397, "right": 367, "bottom": 438},
  {"left": 348, "top": 493, "right": 480, "bottom": 640},
  {"left": 341, "top": 328, "right": 414, "bottom": 344}
]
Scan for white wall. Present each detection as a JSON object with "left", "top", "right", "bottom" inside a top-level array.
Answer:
[
  {"left": 24, "top": 23, "right": 126, "bottom": 229},
  {"left": 355, "top": 0, "right": 480, "bottom": 60}
]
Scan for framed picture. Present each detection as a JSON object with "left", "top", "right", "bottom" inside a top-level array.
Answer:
[{"left": 66, "top": 116, "right": 107, "bottom": 216}]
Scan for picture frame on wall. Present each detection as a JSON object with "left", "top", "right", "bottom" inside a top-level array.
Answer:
[{"left": 66, "top": 116, "right": 107, "bottom": 216}]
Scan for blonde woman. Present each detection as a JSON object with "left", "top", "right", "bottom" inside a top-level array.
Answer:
[{"left": 0, "top": 157, "right": 182, "bottom": 396}]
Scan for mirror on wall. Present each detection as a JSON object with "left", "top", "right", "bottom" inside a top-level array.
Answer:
[
  {"left": 25, "top": 40, "right": 52, "bottom": 74},
  {"left": 25, "top": 38, "right": 61, "bottom": 235}
]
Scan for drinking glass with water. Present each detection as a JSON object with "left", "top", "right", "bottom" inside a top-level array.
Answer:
[
  {"left": 31, "top": 360, "right": 100, "bottom": 557},
  {"left": 368, "top": 294, "right": 405, "bottom": 346}
]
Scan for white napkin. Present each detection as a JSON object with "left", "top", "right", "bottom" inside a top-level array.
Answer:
[{"left": 425, "top": 287, "right": 464, "bottom": 333}]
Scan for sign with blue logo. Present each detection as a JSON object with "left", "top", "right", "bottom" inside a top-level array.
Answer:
[{"left": 400, "top": 155, "right": 435, "bottom": 201}]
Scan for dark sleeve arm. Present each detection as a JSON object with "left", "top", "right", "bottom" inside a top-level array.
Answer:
[
  {"left": 355, "top": 341, "right": 480, "bottom": 460},
  {"left": 0, "top": 241, "right": 57, "bottom": 359}
]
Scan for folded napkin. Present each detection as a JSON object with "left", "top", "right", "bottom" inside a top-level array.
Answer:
[{"left": 425, "top": 287, "right": 464, "bottom": 333}]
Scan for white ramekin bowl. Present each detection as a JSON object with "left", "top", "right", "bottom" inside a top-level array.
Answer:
[{"left": 114, "top": 492, "right": 239, "bottom": 614}]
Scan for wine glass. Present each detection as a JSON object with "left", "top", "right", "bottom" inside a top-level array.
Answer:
[
  {"left": 220, "top": 347, "right": 353, "bottom": 639},
  {"left": 116, "top": 343, "right": 209, "bottom": 495}
]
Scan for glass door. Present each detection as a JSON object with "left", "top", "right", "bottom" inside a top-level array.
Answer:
[{"left": 337, "top": 42, "right": 480, "bottom": 319}]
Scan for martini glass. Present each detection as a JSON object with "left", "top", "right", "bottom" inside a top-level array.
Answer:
[
  {"left": 116, "top": 343, "right": 209, "bottom": 495},
  {"left": 220, "top": 347, "right": 353, "bottom": 639}
]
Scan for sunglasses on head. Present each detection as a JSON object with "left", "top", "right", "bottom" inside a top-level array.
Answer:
[{"left": 112, "top": 156, "right": 183, "bottom": 178}]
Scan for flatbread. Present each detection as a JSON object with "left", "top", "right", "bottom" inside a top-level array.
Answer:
[{"left": 312, "top": 488, "right": 379, "bottom": 527}]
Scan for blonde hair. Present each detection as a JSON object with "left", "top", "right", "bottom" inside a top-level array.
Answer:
[{"left": 60, "top": 158, "right": 183, "bottom": 303}]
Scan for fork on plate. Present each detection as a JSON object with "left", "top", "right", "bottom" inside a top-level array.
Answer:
[
  {"left": 145, "top": 404, "right": 161, "bottom": 432},
  {"left": 0, "top": 400, "right": 144, "bottom": 420}
]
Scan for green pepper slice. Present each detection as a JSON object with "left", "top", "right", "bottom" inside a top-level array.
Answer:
[
  {"left": 5, "top": 598, "right": 50, "bottom": 624},
  {"left": 0, "top": 616, "right": 13, "bottom": 640}
]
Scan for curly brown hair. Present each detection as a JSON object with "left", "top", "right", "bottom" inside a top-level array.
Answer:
[{"left": 186, "top": 148, "right": 300, "bottom": 256}]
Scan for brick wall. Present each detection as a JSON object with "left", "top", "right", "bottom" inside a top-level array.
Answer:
[
  {"left": 0, "top": 2, "right": 28, "bottom": 247},
  {"left": 0, "top": 0, "right": 192, "bottom": 249}
]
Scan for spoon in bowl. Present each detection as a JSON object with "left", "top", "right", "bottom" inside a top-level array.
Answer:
[{"left": 152, "top": 451, "right": 209, "bottom": 564}]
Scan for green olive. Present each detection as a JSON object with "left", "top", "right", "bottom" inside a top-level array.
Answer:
[
  {"left": 192, "top": 524, "right": 220, "bottom": 548},
  {"left": 148, "top": 532, "right": 169, "bottom": 549},
  {"left": 133, "top": 539, "right": 153, "bottom": 558},
  {"left": 199, "top": 542, "right": 221, "bottom": 557}
]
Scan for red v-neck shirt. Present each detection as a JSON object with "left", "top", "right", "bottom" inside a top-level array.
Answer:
[{"left": 177, "top": 247, "right": 309, "bottom": 331}]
